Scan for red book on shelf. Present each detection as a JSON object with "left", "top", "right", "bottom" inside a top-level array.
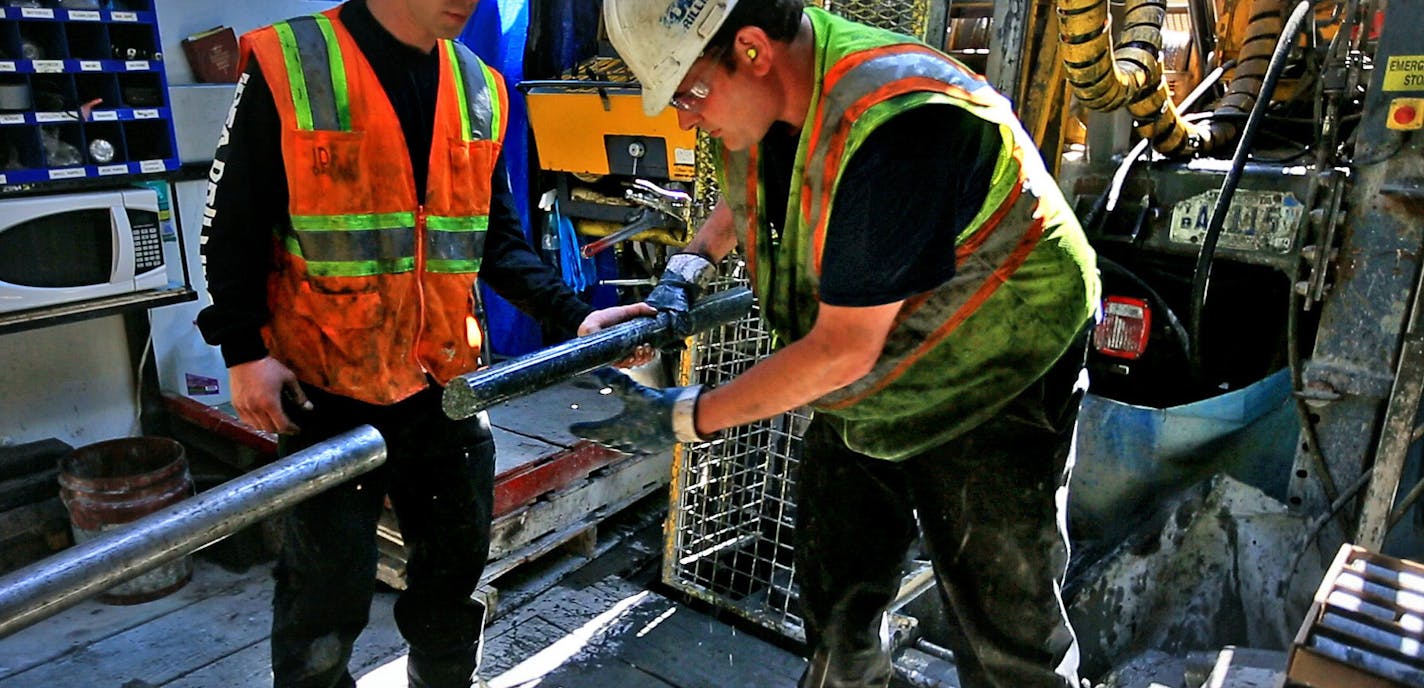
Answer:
[{"left": 181, "top": 26, "right": 239, "bottom": 84}]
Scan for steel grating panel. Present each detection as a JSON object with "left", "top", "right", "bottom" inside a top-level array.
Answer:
[
  {"left": 663, "top": 265, "right": 812, "bottom": 641},
  {"left": 814, "top": 0, "right": 929, "bottom": 41}
]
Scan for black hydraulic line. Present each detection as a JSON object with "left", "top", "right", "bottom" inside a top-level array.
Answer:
[
  {"left": 442, "top": 287, "right": 754, "bottom": 419},
  {"left": 1284, "top": 0, "right": 1361, "bottom": 508},
  {"left": 1188, "top": 0, "right": 1313, "bottom": 379},
  {"left": 1186, "top": 0, "right": 1217, "bottom": 76}
]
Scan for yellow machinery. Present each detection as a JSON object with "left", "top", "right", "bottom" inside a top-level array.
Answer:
[{"left": 521, "top": 57, "right": 699, "bottom": 260}]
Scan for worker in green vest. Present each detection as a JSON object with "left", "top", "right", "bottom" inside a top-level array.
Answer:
[{"left": 571, "top": 1, "right": 1101, "bottom": 686}]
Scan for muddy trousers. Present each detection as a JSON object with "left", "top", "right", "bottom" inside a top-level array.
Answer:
[
  {"left": 270, "top": 383, "right": 496, "bottom": 688},
  {"left": 795, "top": 347, "right": 1086, "bottom": 688}
]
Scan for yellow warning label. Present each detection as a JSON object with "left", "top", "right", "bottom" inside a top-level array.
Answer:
[{"left": 1385, "top": 55, "right": 1424, "bottom": 91}]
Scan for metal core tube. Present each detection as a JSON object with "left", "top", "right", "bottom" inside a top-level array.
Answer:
[
  {"left": 443, "top": 287, "right": 754, "bottom": 419},
  {"left": 0, "top": 426, "right": 388, "bottom": 638}
]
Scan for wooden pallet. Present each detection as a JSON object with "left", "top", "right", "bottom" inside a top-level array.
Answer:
[{"left": 376, "top": 445, "right": 671, "bottom": 596}]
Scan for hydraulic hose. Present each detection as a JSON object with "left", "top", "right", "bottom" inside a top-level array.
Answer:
[
  {"left": 1196, "top": 0, "right": 1289, "bottom": 152},
  {"left": 1058, "top": 0, "right": 1291, "bottom": 156},
  {"left": 1187, "top": 0, "right": 1314, "bottom": 380},
  {"left": 1058, "top": 0, "right": 1164, "bottom": 112},
  {"left": 1080, "top": 63, "right": 1232, "bottom": 234}
]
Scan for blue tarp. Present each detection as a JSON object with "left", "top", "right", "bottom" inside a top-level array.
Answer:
[{"left": 460, "top": 0, "right": 543, "bottom": 356}]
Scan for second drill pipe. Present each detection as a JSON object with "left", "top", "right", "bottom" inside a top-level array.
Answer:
[
  {"left": 443, "top": 287, "right": 753, "bottom": 420},
  {"left": 0, "top": 426, "right": 387, "bottom": 638}
]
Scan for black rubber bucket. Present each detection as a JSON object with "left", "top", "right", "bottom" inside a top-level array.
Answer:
[{"left": 58, "top": 437, "right": 194, "bottom": 604}]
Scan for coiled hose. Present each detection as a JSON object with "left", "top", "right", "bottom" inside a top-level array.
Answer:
[{"left": 1058, "top": 0, "right": 1290, "bottom": 156}]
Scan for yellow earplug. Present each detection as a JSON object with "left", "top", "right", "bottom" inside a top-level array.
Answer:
[{"left": 747, "top": 48, "right": 758, "bottom": 60}]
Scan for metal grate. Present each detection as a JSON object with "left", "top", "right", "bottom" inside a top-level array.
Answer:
[
  {"left": 813, "top": 0, "right": 930, "bottom": 40},
  {"left": 662, "top": 266, "right": 812, "bottom": 641}
]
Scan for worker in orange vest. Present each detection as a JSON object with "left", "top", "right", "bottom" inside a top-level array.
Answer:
[{"left": 196, "top": 1, "right": 645, "bottom": 686}]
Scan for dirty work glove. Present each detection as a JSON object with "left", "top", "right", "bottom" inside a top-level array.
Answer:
[
  {"left": 647, "top": 252, "right": 717, "bottom": 336},
  {"left": 570, "top": 368, "right": 710, "bottom": 455}
]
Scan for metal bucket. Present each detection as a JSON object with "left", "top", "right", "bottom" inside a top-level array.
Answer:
[{"left": 58, "top": 437, "right": 194, "bottom": 604}]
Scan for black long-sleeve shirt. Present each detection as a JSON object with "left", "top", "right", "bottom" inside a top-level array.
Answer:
[
  {"left": 196, "top": 0, "right": 590, "bottom": 369},
  {"left": 758, "top": 105, "right": 1002, "bottom": 307}
]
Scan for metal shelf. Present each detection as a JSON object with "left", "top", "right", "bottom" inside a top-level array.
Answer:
[{"left": 0, "top": 286, "right": 196, "bottom": 336}]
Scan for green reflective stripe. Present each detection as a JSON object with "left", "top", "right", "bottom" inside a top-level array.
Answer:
[
  {"left": 450, "top": 43, "right": 495, "bottom": 140},
  {"left": 426, "top": 214, "right": 488, "bottom": 270},
  {"left": 426, "top": 215, "right": 488, "bottom": 232},
  {"left": 482, "top": 62, "right": 500, "bottom": 139},
  {"left": 291, "top": 212, "right": 417, "bottom": 231},
  {"left": 284, "top": 231, "right": 417, "bottom": 276},
  {"left": 445, "top": 41, "right": 473, "bottom": 140},
  {"left": 286, "top": 17, "right": 341, "bottom": 130},
  {"left": 312, "top": 13, "right": 351, "bottom": 131},
  {"left": 272, "top": 22, "right": 313, "bottom": 131},
  {"left": 426, "top": 258, "right": 483, "bottom": 274},
  {"left": 426, "top": 229, "right": 485, "bottom": 263},
  {"left": 305, "top": 258, "right": 417, "bottom": 277}
]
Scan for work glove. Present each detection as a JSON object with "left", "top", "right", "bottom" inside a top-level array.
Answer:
[
  {"left": 647, "top": 252, "right": 717, "bottom": 336},
  {"left": 570, "top": 368, "right": 710, "bottom": 455}
]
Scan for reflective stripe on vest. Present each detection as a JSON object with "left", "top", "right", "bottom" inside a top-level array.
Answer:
[
  {"left": 802, "top": 46, "right": 1047, "bottom": 410},
  {"left": 446, "top": 40, "right": 499, "bottom": 142},
  {"left": 803, "top": 45, "right": 1000, "bottom": 254},
  {"left": 269, "top": 15, "right": 497, "bottom": 278},
  {"left": 720, "top": 8, "right": 1095, "bottom": 446}
]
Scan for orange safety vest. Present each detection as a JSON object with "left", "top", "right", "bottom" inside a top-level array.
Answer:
[{"left": 240, "top": 8, "right": 508, "bottom": 405}]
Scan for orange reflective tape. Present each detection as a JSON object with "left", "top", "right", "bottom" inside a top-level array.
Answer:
[
  {"left": 743, "top": 146, "right": 761, "bottom": 287},
  {"left": 810, "top": 77, "right": 953, "bottom": 274},
  {"left": 819, "top": 209, "right": 1048, "bottom": 411}
]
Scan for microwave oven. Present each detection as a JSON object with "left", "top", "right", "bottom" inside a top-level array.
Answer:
[{"left": 0, "top": 188, "right": 168, "bottom": 315}]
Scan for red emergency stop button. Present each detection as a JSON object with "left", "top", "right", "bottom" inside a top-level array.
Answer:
[
  {"left": 1398, "top": 105, "right": 1418, "bottom": 126},
  {"left": 1388, "top": 98, "right": 1424, "bottom": 131}
]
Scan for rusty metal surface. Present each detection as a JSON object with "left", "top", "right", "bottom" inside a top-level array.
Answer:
[{"left": 1287, "top": 0, "right": 1424, "bottom": 520}]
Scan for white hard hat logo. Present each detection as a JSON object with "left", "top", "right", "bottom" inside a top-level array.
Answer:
[
  {"left": 605, "top": 0, "right": 739, "bottom": 116},
  {"left": 663, "top": 0, "right": 711, "bottom": 30}
]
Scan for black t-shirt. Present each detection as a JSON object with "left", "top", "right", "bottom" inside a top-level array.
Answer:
[
  {"left": 196, "top": 0, "right": 590, "bottom": 368},
  {"left": 758, "top": 104, "right": 1003, "bottom": 306}
]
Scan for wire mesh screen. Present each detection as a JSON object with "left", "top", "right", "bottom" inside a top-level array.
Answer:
[
  {"left": 813, "top": 0, "right": 930, "bottom": 40},
  {"left": 662, "top": 266, "right": 812, "bottom": 642}
]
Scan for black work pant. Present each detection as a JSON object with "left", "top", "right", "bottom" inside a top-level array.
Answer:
[
  {"left": 795, "top": 344, "right": 1087, "bottom": 688},
  {"left": 270, "top": 383, "right": 496, "bottom": 688}
]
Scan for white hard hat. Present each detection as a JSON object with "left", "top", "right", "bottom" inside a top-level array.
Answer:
[{"left": 604, "top": 0, "right": 739, "bottom": 116}]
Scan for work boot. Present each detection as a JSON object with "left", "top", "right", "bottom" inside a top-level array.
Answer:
[
  {"left": 406, "top": 646, "right": 481, "bottom": 688},
  {"left": 797, "top": 644, "right": 893, "bottom": 688}
]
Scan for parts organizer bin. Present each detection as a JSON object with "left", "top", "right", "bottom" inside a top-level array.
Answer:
[{"left": 0, "top": 0, "right": 179, "bottom": 186}]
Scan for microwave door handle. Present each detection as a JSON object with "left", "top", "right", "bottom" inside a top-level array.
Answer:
[{"left": 112, "top": 204, "right": 136, "bottom": 283}]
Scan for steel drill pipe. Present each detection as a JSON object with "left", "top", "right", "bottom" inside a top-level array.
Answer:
[
  {"left": 443, "top": 287, "right": 754, "bottom": 420},
  {"left": 0, "top": 426, "right": 387, "bottom": 638}
]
